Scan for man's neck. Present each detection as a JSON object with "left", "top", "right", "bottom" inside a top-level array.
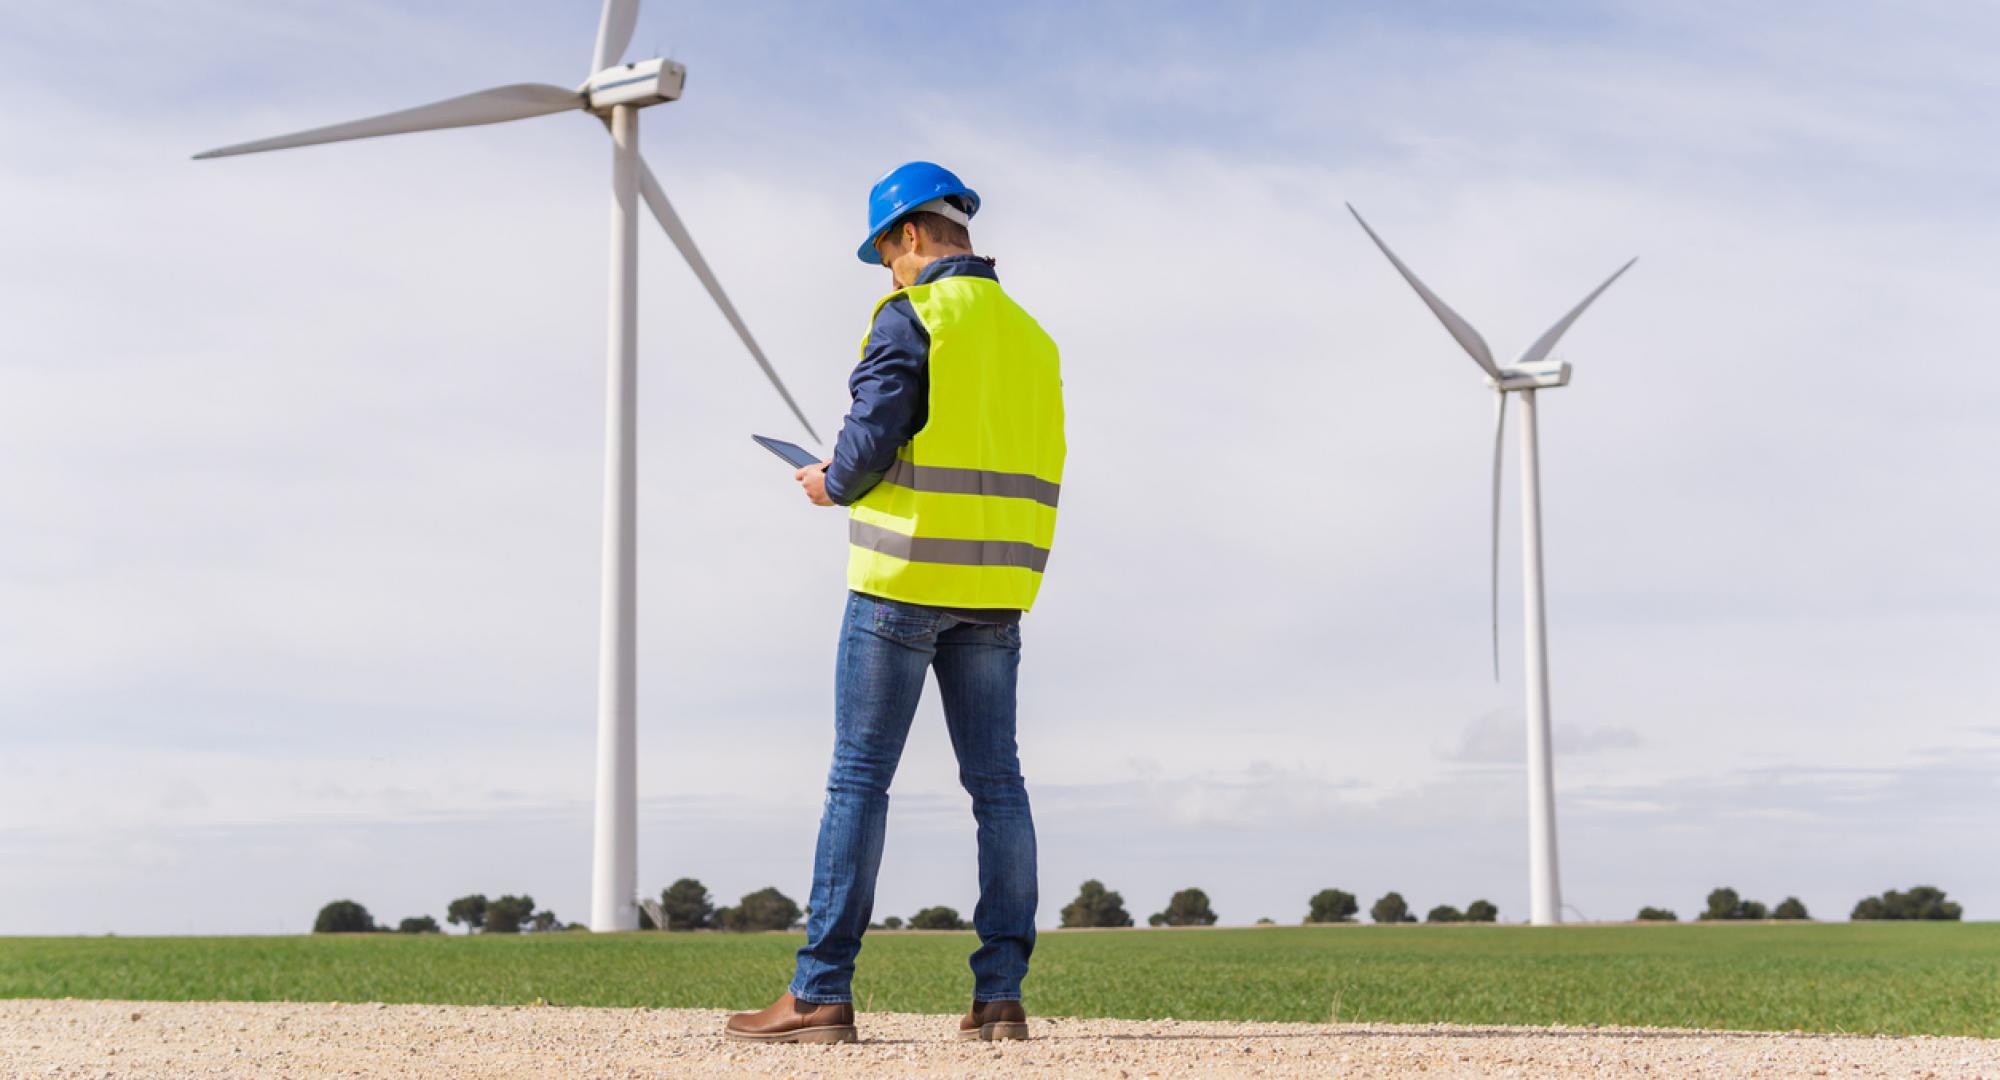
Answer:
[{"left": 897, "top": 247, "right": 976, "bottom": 287}]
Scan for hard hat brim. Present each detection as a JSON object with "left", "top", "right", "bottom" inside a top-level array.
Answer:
[{"left": 856, "top": 185, "right": 981, "bottom": 265}]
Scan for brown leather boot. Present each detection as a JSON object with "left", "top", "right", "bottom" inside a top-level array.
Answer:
[
  {"left": 724, "top": 991, "right": 857, "bottom": 1044},
  {"left": 957, "top": 998, "right": 1029, "bottom": 1041}
]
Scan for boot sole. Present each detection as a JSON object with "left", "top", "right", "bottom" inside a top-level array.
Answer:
[
  {"left": 725, "top": 1024, "right": 858, "bottom": 1044},
  {"left": 957, "top": 1020, "right": 1031, "bottom": 1041}
]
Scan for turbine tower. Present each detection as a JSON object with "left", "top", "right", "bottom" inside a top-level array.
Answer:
[
  {"left": 196, "top": 0, "right": 820, "bottom": 932},
  {"left": 1349, "top": 205, "right": 1633, "bottom": 926}
]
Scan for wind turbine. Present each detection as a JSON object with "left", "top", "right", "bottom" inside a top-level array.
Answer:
[
  {"left": 196, "top": 0, "right": 820, "bottom": 932},
  {"left": 1348, "top": 204, "right": 1633, "bottom": 927}
]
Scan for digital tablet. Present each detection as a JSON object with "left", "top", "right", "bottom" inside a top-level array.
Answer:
[{"left": 752, "top": 434, "right": 822, "bottom": 469}]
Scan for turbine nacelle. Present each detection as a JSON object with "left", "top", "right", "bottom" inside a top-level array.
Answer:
[
  {"left": 1488, "top": 360, "right": 1572, "bottom": 392},
  {"left": 584, "top": 58, "right": 685, "bottom": 114}
]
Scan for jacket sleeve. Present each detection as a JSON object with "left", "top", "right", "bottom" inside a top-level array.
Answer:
[{"left": 824, "top": 296, "right": 929, "bottom": 505}]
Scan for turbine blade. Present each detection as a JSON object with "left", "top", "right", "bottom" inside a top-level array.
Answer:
[
  {"left": 591, "top": 0, "right": 640, "bottom": 75},
  {"left": 636, "top": 156, "right": 822, "bottom": 444},
  {"left": 1347, "top": 204, "right": 1501, "bottom": 379},
  {"left": 1490, "top": 391, "right": 1507, "bottom": 682},
  {"left": 193, "top": 84, "right": 581, "bottom": 160},
  {"left": 1514, "top": 257, "right": 1638, "bottom": 368}
]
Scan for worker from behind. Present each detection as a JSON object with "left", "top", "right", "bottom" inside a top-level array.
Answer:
[{"left": 724, "top": 161, "right": 1066, "bottom": 1044}]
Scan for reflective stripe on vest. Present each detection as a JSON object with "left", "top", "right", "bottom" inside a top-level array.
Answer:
[
  {"left": 880, "top": 459, "right": 1061, "bottom": 508},
  {"left": 850, "top": 520, "right": 1051, "bottom": 573},
  {"left": 846, "top": 274, "right": 1065, "bottom": 611}
]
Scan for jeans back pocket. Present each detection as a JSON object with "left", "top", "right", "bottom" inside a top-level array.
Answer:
[{"left": 866, "top": 595, "right": 940, "bottom": 644}]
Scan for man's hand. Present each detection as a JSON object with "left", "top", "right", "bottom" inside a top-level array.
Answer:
[{"left": 796, "top": 460, "right": 835, "bottom": 506}]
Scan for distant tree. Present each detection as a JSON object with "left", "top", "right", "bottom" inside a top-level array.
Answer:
[
  {"left": 483, "top": 895, "right": 537, "bottom": 934},
  {"left": 1426, "top": 905, "right": 1464, "bottom": 923},
  {"left": 637, "top": 906, "right": 657, "bottom": 930},
  {"left": 396, "top": 915, "right": 440, "bottom": 934},
  {"left": 1306, "top": 889, "right": 1359, "bottom": 924},
  {"left": 1255, "top": 917, "right": 1276, "bottom": 926},
  {"left": 1698, "top": 887, "right": 1740, "bottom": 921},
  {"left": 1772, "top": 897, "right": 1810, "bottom": 920},
  {"left": 883, "top": 915, "right": 904, "bottom": 930},
  {"left": 1061, "top": 880, "right": 1135, "bottom": 928},
  {"left": 1370, "top": 892, "right": 1416, "bottom": 924},
  {"left": 660, "top": 879, "right": 715, "bottom": 931},
  {"left": 1899, "top": 886, "right": 1961, "bottom": 921},
  {"left": 1699, "top": 887, "right": 1767, "bottom": 921},
  {"left": 1636, "top": 907, "right": 1679, "bottom": 922},
  {"left": 1464, "top": 900, "right": 1498, "bottom": 923},
  {"left": 718, "top": 888, "right": 802, "bottom": 932},
  {"left": 1150, "top": 888, "right": 1218, "bottom": 928},
  {"left": 910, "top": 906, "right": 968, "bottom": 931},
  {"left": 313, "top": 900, "right": 376, "bottom": 934},
  {"left": 528, "top": 910, "right": 561, "bottom": 933},
  {"left": 447, "top": 894, "right": 489, "bottom": 934},
  {"left": 1852, "top": 886, "right": 1962, "bottom": 921}
]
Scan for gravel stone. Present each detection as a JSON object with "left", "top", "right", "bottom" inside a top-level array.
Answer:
[{"left": 1, "top": 999, "right": 1994, "bottom": 1078}]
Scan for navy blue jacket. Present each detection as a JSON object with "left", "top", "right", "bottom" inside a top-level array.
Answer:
[{"left": 824, "top": 255, "right": 999, "bottom": 506}]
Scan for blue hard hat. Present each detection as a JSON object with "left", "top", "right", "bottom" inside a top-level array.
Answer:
[{"left": 857, "top": 161, "right": 980, "bottom": 265}]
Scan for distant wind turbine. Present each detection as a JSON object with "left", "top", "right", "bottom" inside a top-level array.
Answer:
[
  {"left": 196, "top": 0, "right": 819, "bottom": 932},
  {"left": 1349, "top": 204, "right": 1634, "bottom": 927}
]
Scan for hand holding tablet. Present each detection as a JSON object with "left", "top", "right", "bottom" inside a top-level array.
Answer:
[
  {"left": 754, "top": 435, "right": 835, "bottom": 505},
  {"left": 753, "top": 434, "right": 823, "bottom": 469}
]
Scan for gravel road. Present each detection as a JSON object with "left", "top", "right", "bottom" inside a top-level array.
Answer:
[{"left": 3, "top": 999, "right": 1994, "bottom": 1078}]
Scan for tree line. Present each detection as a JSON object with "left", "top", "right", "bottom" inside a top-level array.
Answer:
[
  {"left": 1056, "top": 881, "right": 1498, "bottom": 927},
  {"left": 1632, "top": 884, "right": 1963, "bottom": 923},
  {"left": 313, "top": 880, "right": 1965, "bottom": 933},
  {"left": 312, "top": 880, "right": 968, "bottom": 936},
  {"left": 1055, "top": 880, "right": 1968, "bottom": 928},
  {"left": 640, "top": 879, "right": 972, "bottom": 933},
  {"left": 312, "top": 894, "right": 574, "bottom": 934}
]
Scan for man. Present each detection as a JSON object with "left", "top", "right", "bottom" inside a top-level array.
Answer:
[{"left": 725, "top": 162, "right": 1065, "bottom": 1045}]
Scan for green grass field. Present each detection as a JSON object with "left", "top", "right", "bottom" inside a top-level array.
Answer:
[{"left": 3, "top": 923, "right": 1994, "bottom": 1037}]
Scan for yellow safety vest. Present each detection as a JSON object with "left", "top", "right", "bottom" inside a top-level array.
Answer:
[{"left": 847, "top": 274, "right": 1065, "bottom": 611}]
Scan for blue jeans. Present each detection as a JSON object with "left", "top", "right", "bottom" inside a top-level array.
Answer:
[{"left": 790, "top": 591, "right": 1038, "bottom": 1005}]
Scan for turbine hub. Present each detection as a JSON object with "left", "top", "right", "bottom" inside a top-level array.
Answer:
[
  {"left": 585, "top": 58, "right": 685, "bottom": 114},
  {"left": 1487, "top": 360, "right": 1572, "bottom": 392}
]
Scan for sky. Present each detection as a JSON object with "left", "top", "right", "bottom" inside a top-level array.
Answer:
[{"left": 1, "top": 0, "right": 1996, "bottom": 936}]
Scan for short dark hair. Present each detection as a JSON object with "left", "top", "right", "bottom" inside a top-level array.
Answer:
[{"left": 895, "top": 210, "right": 971, "bottom": 250}]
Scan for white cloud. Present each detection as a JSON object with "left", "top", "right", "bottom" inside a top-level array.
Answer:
[{"left": 1436, "top": 709, "right": 1642, "bottom": 764}]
